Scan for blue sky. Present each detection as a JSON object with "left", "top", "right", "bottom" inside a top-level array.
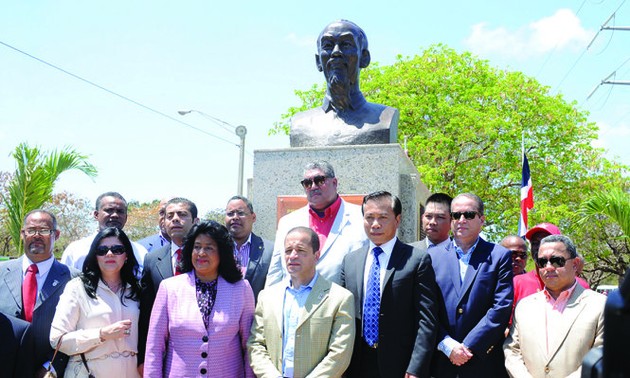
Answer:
[{"left": 1, "top": 1, "right": 628, "bottom": 215}]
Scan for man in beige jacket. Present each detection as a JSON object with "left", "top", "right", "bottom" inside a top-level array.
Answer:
[
  {"left": 248, "top": 226, "right": 355, "bottom": 378},
  {"left": 504, "top": 235, "right": 605, "bottom": 378}
]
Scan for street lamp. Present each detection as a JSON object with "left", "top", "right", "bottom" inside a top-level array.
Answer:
[{"left": 178, "top": 109, "right": 247, "bottom": 196}]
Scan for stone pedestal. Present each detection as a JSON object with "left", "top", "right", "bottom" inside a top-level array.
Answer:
[{"left": 251, "top": 144, "right": 430, "bottom": 243}]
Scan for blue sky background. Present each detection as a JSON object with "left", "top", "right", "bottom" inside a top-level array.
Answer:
[{"left": 1, "top": 1, "right": 628, "bottom": 215}]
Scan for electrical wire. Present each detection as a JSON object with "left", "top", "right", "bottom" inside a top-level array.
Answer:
[{"left": 0, "top": 40, "right": 239, "bottom": 147}]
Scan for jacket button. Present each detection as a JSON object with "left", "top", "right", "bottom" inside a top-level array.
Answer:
[
  {"left": 545, "top": 366, "right": 550, "bottom": 373},
  {"left": 200, "top": 368, "right": 207, "bottom": 374},
  {"left": 202, "top": 335, "right": 208, "bottom": 342},
  {"left": 201, "top": 352, "right": 208, "bottom": 358},
  {"left": 457, "top": 308, "right": 463, "bottom": 314}
]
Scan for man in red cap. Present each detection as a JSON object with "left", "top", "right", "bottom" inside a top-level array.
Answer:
[{"left": 513, "top": 223, "right": 589, "bottom": 306}]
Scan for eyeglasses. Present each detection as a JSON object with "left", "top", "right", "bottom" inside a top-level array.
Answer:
[
  {"left": 511, "top": 251, "right": 528, "bottom": 260},
  {"left": 226, "top": 210, "right": 251, "bottom": 218},
  {"left": 22, "top": 229, "right": 53, "bottom": 236},
  {"left": 300, "top": 175, "right": 328, "bottom": 189},
  {"left": 96, "top": 245, "right": 126, "bottom": 256},
  {"left": 536, "top": 256, "right": 572, "bottom": 269},
  {"left": 450, "top": 211, "right": 479, "bottom": 220}
]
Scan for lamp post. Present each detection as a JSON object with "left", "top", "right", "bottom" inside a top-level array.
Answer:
[{"left": 178, "top": 109, "right": 247, "bottom": 196}]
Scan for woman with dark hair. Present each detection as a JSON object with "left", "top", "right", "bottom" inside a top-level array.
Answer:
[
  {"left": 145, "top": 220, "right": 255, "bottom": 378},
  {"left": 50, "top": 227, "right": 142, "bottom": 377}
]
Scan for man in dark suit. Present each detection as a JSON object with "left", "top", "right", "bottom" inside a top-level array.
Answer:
[
  {"left": 0, "top": 313, "right": 30, "bottom": 377},
  {"left": 430, "top": 193, "right": 513, "bottom": 378},
  {"left": 0, "top": 209, "right": 77, "bottom": 377},
  {"left": 224, "top": 195, "right": 273, "bottom": 301},
  {"left": 138, "top": 197, "right": 199, "bottom": 373},
  {"left": 341, "top": 191, "right": 438, "bottom": 378}
]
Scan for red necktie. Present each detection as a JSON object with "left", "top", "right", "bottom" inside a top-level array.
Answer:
[
  {"left": 175, "top": 248, "right": 182, "bottom": 275},
  {"left": 22, "top": 264, "right": 38, "bottom": 322}
]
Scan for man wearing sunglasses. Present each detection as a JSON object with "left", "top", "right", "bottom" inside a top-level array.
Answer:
[
  {"left": 0, "top": 209, "right": 79, "bottom": 377},
  {"left": 430, "top": 193, "right": 513, "bottom": 378},
  {"left": 513, "top": 223, "right": 589, "bottom": 308},
  {"left": 266, "top": 161, "right": 367, "bottom": 286},
  {"left": 500, "top": 235, "right": 528, "bottom": 276},
  {"left": 60, "top": 191, "right": 148, "bottom": 276},
  {"left": 504, "top": 235, "right": 605, "bottom": 377}
]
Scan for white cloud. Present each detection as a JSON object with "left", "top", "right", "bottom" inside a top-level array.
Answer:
[{"left": 464, "top": 9, "right": 594, "bottom": 59}]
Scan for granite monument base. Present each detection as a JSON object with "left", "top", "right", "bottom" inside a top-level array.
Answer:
[{"left": 251, "top": 144, "right": 429, "bottom": 243}]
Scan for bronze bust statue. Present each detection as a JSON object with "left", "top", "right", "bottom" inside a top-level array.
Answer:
[{"left": 290, "top": 20, "right": 399, "bottom": 147}]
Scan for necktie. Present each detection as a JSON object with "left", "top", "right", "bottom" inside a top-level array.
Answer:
[
  {"left": 363, "top": 247, "right": 383, "bottom": 347},
  {"left": 175, "top": 248, "right": 182, "bottom": 275},
  {"left": 22, "top": 264, "right": 38, "bottom": 322}
]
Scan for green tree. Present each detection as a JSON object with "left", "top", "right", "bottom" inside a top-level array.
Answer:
[
  {"left": 2, "top": 143, "right": 97, "bottom": 254},
  {"left": 204, "top": 208, "right": 226, "bottom": 224},
  {"left": 573, "top": 188, "right": 630, "bottom": 285},
  {"left": 273, "top": 44, "right": 628, "bottom": 281}
]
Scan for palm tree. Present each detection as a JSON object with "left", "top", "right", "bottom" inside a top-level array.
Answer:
[
  {"left": 577, "top": 188, "right": 630, "bottom": 239},
  {"left": 2, "top": 143, "right": 97, "bottom": 254}
]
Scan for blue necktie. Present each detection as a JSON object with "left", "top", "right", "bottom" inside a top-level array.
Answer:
[{"left": 363, "top": 246, "right": 383, "bottom": 347}]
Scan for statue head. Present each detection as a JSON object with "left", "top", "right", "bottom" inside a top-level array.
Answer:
[{"left": 316, "top": 20, "right": 371, "bottom": 94}]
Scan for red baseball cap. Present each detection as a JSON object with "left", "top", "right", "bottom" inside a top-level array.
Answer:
[{"left": 525, "top": 223, "right": 561, "bottom": 240}]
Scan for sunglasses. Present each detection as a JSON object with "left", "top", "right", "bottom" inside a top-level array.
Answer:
[
  {"left": 300, "top": 175, "right": 328, "bottom": 189},
  {"left": 536, "top": 256, "right": 571, "bottom": 269},
  {"left": 96, "top": 245, "right": 126, "bottom": 256},
  {"left": 511, "top": 251, "right": 528, "bottom": 260},
  {"left": 451, "top": 211, "right": 479, "bottom": 220}
]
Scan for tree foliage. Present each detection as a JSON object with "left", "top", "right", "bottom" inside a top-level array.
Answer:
[
  {"left": 1, "top": 143, "right": 97, "bottom": 252},
  {"left": 126, "top": 199, "right": 161, "bottom": 241},
  {"left": 573, "top": 188, "right": 630, "bottom": 285},
  {"left": 47, "top": 191, "right": 94, "bottom": 257},
  {"left": 272, "top": 44, "right": 629, "bottom": 282}
]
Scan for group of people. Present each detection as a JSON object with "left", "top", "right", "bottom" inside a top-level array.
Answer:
[{"left": 0, "top": 160, "right": 606, "bottom": 378}]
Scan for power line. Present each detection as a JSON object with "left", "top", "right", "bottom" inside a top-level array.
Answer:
[{"left": 0, "top": 40, "right": 239, "bottom": 147}]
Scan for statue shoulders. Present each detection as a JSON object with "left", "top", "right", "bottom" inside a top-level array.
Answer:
[{"left": 289, "top": 101, "right": 399, "bottom": 147}]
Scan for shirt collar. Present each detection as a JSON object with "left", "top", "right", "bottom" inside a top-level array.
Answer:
[
  {"left": 369, "top": 236, "right": 397, "bottom": 257},
  {"left": 321, "top": 91, "right": 367, "bottom": 113},
  {"left": 544, "top": 278, "right": 578, "bottom": 303},
  {"left": 170, "top": 242, "right": 183, "bottom": 255},
  {"left": 453, "top": 237, "right": 480, "bottom": 256},
  {"left": 286, "top": 272, "right": 319, "bottom": 291},
  {"left": 22, "top": 255, "right": 55, "bottom": 276},
  {"left": 233, "top": 233, "right": 252, "bottom": 249},
  {"left": 308, "top": 195, "right": 341, "bottom": 219}
]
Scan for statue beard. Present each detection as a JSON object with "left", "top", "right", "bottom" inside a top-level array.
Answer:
[{"left": 327, "top": 71, "right": 351, "bottom": 111}]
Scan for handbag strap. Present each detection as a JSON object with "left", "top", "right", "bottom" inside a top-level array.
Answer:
[
  {"left": 80, "top": 353, "right": 93, "bottom": 375},
  {"left": 49, "top": 333, "right": 65, "bottom": 369}
]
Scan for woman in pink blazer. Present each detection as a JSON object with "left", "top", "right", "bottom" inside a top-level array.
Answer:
[{"left": 144, "top": 220, "right": 255, "bottom": 378}]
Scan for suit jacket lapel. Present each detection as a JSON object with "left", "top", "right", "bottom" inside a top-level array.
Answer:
[
  {"left": 546, "top": 285, "right": 588, "bottom": 363},
  {"left": 156, "top": 244, "right": 174, "bottom": 280},
  {"left": 355, "top": 246, "right": 369, "bottom": 314},
  {"left": 297, "top": 276, "right": 330, "bottom": 329},
  {"left": 459, "top": 240, "right": 487, "bottom": 302},
  {"left": 444, "top": 243, "right": 462, "bottom": 296},
  {"left": 383, "top": 239, "right": 405, "bottom": 287},
  {"left": 320, "top": 200, "right": 349, "bottom": 257},
  {"left": 246, "top": 234, "right": 263, "bottom": 281},
  {"left": 3, "top": 258, "right": 23, "bottom": 312},
  {"left": 272, "top": 285, "right": 285, "bottom": 332},
  {"left": 35, "top": 261, "right": 69, "bottom": 310}
]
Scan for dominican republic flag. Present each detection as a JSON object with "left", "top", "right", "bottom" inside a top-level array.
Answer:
[{"left": 518, "top": 153, "right": 534, "bottom": 237}]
